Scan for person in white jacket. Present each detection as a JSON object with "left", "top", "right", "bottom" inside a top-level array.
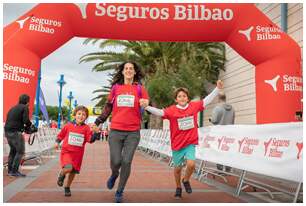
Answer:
[{"left": 139, "top": 80, "right": 223, "bottom": 199}]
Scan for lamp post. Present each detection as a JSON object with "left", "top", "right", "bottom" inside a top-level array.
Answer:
[
  {"left": 73, "top": 99, "right": 78, "bottom": 108},
  {"left": 57, "top": 74, "right": 66, "bottom": 129},
  {"left": 67, "top": 91, "right": 74, "bottom": 122}
]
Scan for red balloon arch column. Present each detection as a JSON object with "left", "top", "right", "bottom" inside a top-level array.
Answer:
[{"left": 3, "top": 3, "right": 302, "bottom": 124}]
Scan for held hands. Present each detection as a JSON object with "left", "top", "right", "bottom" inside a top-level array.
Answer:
[
  {"left": 217, "top": 80, "right": 224, "bottom": 89},
  {"left": 90, "top": 124, "right": 100, "bottom": 133},
  {"left": 139, "top": 98, "right": 149, "bottom": 108}
]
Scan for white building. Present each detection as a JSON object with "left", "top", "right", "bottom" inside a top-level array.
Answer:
[{"left": 204, "top": 3, "right": 303, "bottom": 125}]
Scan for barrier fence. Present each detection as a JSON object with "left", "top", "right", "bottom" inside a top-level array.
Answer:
[
  {"left": 3, "top": 124, "right": 302, "bottom": 202},
  {"left": 139, "top": 122, "right": 303, "bottom": 202},
  {"left": 3, "top": 128, "right": 59, "bottom": 166}
]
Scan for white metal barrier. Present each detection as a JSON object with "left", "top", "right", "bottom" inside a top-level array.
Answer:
[
  {"left": 3, "top": 128, "right": 59, "bottom": 165},
  {"left": 139, "top": 122, "right": 303, "bottom": 202}
]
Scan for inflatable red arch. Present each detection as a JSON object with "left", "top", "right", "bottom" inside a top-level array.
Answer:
[{"left": 3, "top": 3, "right": 302, "bottom": 124}]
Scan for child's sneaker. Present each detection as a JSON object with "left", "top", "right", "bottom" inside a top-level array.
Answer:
[
  {"left": 57, "top": 173, "right": 65, "bottom": 187},
  {"left": 174, "top": 188, "right": 182, "bottom": 199},
  {"left": 182, "top": 179, "right": 192, "bottom": 194},
  {"left": 64, "top": 187, "right": 71, "bottom": 196}
]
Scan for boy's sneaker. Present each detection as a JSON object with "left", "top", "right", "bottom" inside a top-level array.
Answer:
[
  {"left": 182, "top": 179, "right": 192, "bottom": 194},
  {"left": 57, "top": 173, "right": 65, "bottom": 187},
  {"left": 8, "top": 171, "right": 16, "bottom": 177},
  {"left": 174, "top": 188, "right": 182, "bottom": 199},
  {"left": 115, "top": 190, "right": 124, "bottom": 203},
  {"left": 107, "top": 175, "right": 118, "bottom": 190},
  {"left": 64, "top": 187, "right": 71, "bottom": 197},
  {"left": 15, "top": 171, "right": 26, "bottom": 177},
  {"left": 8, "top": 171, "right": 26, "bottom": 177}
]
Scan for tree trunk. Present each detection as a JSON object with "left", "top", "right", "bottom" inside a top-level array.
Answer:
[{"left": 148, "top": 115, "right": 163, "bottom": 129}]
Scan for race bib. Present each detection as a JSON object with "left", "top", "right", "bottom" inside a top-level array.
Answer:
[
  {"left": 177, "top": 116, "right": 195, "bottom": 130},
  {"left": 117, "top": 95, "right": 135, "bottom": 107},
  {"left": 68, "top": 132, "right": 84, "bottom": 147}
]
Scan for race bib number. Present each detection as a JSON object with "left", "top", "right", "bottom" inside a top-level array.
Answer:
[
  {"left": 68, "top": 132, "right": 84, "bottom": 147},
  {"left": 178, "top": 116, "right": 195, "bottom": 130},
  {"left": 117, "top": 95, "right": 135, "bottom": 107}
]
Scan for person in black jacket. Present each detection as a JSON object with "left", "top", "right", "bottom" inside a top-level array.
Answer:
[{"left": 4, "top": 94, "right": 34, "bottom": 177}]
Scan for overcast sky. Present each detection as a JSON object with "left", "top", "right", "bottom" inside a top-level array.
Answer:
[{"left": 3, "top": 3, "right": 111, "bottom": 107}]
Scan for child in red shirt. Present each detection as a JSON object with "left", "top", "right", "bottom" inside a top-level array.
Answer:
[
  {"left": 140, "top": 80, "right": 223, "bottom": 199},
  {"left": 55, "top": 105, "right": 99, "bottom": 197}
]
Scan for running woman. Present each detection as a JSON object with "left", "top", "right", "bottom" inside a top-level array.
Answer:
[{"left": 93, "top": 61, "right": 149, "bottom": 203}]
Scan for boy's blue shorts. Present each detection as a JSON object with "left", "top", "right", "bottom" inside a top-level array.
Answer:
[{"left": 172, "top": 144, "right": 195, "bottom": 167}]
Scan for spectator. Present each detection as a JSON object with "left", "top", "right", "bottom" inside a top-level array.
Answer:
[
  {"left": 102, "top": 129, "right": 109, "bottom": 141},
  {"left": 50, "top": 120, "right": 58, "bottom": 128},
  {"left": 4, "top": 94, "right": 34, "bottom": 177},
  {"left": 209, "top": 92, "right": 235, "bottom": 173}
]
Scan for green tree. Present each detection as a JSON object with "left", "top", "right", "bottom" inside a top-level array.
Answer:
[
  {"left": 80, "top": 40, "right": 226, "bottom": 128},
  {"left": 33, "top": 105, "right": 69, "bottom": 123}
]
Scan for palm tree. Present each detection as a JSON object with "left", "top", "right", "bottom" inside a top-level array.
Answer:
[
  {"left": 90, "top": 73, "right": 113, "bottom": 107},
  {"left": 80, "top": 39, "right": 226, "bottom": 128},
  {"left": 80, "top": 40, "right": 189, "bottom": 77}
]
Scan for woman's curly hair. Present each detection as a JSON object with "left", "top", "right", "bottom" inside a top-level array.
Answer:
[{"left": 111, "top": 61, "right": 144, "bottom": 86}]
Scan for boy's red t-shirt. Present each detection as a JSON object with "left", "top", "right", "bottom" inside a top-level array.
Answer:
[
  {"left": 57, "top": 122, "right": 94, "bottom": 172},
  {"left": 108, "top": 84, "right": 149, "bottom": 131},
  {"left": 163, "top": 101, "right": 204, "bottom": 151},
  {"left": 57, "top": 122, "right": 93, "bottom": 152}
]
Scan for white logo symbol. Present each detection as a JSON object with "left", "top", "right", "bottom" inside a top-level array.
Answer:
[
  {"left": 16, "top": 16, "right": 30, "bottom": 29},
  {"left": 238, "top": 26, "right": 254, "bottom": 41},
  {"left": 74, "top": 3, "right": 88, "bottom": 19},
  {"left": 264, "top": 75, "right": 280, "bottom": 92}
]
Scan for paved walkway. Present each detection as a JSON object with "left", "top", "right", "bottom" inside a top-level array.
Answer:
[{"left": 3, "top": 141, "right": 252, "bottom": 203}]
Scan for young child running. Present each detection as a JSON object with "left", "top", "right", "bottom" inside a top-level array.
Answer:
[
  {"left": 140, "top": 80, "right": 223, "bottom": 199},
  {"left": 55, "top": 105, "right": 99, "bottom": 197}
]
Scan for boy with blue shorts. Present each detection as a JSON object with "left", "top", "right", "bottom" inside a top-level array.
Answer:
[{"left": 140, "top": 80, "right": 223, "bottom": 198}]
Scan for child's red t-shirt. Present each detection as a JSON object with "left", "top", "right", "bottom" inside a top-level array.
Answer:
[
  {"left": 57, "top": 122, "right": 93, "bottom": 152},
  {"left": 163, "top": 101, "right": 204, "bottom": 151}
]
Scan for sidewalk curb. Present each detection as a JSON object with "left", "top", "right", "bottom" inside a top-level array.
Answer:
[{"left": 4, "top": 157, "right": 58, "bottom": 202}]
